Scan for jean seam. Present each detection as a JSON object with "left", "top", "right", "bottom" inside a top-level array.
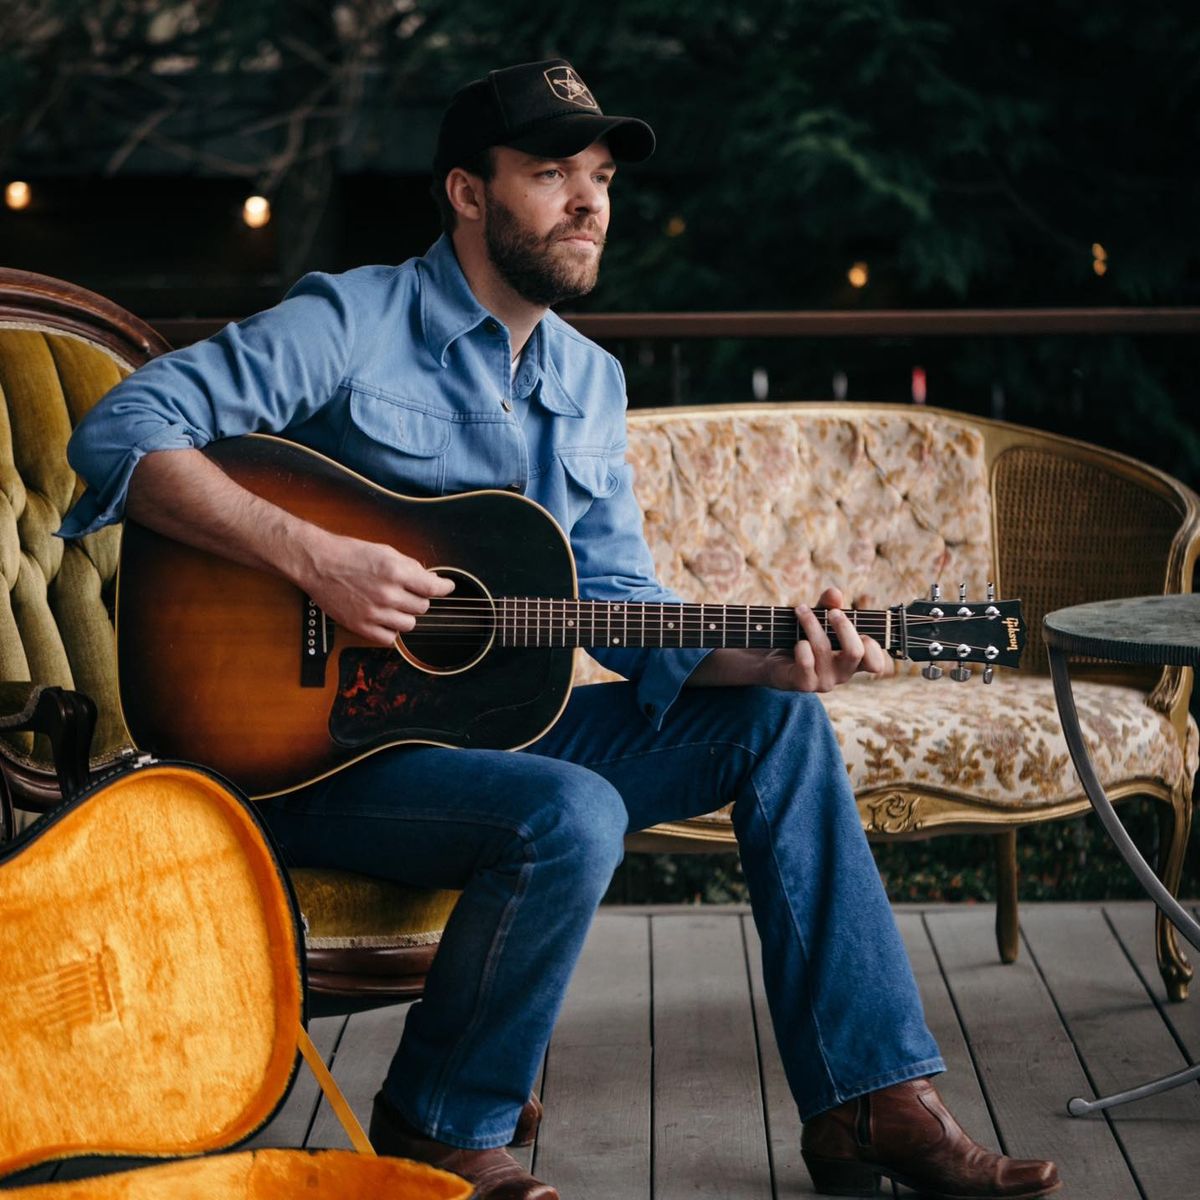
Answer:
[
  {"left": 425, "top": 837, "right": 536, "bottom": 1136},
  {"left": 750, "top": 773, "right": 842, "bottom": 1108}
]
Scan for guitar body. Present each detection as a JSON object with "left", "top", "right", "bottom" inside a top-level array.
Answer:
[{"left": 117, "top": 436, "right": 578, "bottom": 798}]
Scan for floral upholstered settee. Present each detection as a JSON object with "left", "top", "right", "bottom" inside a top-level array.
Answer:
[{"left": 578, "top": 403, "right": 1200, "bottom": 999}]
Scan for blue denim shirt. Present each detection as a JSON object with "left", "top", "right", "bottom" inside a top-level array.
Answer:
[{"left": 61, "top": 235, "right": 711, "bottom": 726}]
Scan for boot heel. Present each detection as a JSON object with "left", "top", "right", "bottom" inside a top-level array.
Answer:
[{"left": 802, "top": 1154, "right": 881, "bottom": 1197}]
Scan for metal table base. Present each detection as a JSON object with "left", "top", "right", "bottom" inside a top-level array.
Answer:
[{"left": 1045, "top": 597, "right": 1200, "bottom": 1116}]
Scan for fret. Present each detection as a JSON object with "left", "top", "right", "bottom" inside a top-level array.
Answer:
[
  {"left": 700, "top": 603, "right": 705, "bottom": 648},
  {"left": 744, "top": 605, "right": 750, "bottom": 649},
  {"left": 640, "top": 603, "right": 646, "bottom": 649},
  {"left": 623, "top": 603, "right": 628, "bottom": 647},
  {"left": 500, "top": 596, "right": 507, "bottom": 648},
  {"left": 575, "top": 600, "right": 582, "bottom": 648},
  {"left": 721, "top": 606, "right": 727, "bottom": 648},
  {"left": 770, "top": 606, "right": 775, "bottom": 649}
]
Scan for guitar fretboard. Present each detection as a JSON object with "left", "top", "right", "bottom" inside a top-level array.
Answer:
[{"left": 419, "top": 599, "right": 891, "bottom": 652}]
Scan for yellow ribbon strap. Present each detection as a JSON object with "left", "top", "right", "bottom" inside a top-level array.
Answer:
[{"left": 297, "top": 1024, "right": 377, "bottom": 1156}]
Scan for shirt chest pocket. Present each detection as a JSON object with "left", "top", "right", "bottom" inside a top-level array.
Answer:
[
  {"left": 340, "top": 390, "right": 453, "bottom": 495},
  {"left": 557, "top": 450, "right": 619, "bottom": 529}
]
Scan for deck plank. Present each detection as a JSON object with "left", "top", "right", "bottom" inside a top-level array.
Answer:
[
  {"left": 926, "top": 907, "right": 1139, "bottom": 1200},
  {"left": 742, "top": 915, "right": 814, "bottom": 1198},
  {"left": 1104, "top": 901, "right": 1200, "bottom": 1056},
  {"left": 651, "top": 912, "right": 772, "bottom": 1200},
  {"left": 306, "top": 1002, "right": 411, "bottom": 1148},
  {"left": 898, "top": 911, "right": 998, "bottom": 1145},
  {"left": 247, "top": 1013, "right": 346, "bottom": 1149},
  {"left": 535, "top": 913, "right": 651, "bottom": 1199},
  {"left": 1022, "top": 904, "right": 1200, "bottom": 1200}
]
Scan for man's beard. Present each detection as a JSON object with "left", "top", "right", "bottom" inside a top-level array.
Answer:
[{"left": 484, "top": 192, "right": 606, "bottom": 307}]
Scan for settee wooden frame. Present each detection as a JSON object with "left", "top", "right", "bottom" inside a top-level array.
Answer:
[{"left": 621, "top": 402, "right": 1199, "bottom": 999}]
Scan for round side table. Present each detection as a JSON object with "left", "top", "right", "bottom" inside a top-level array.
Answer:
[{"left": 1044, "top": 593, "right": 1200, "bottom": 1115}]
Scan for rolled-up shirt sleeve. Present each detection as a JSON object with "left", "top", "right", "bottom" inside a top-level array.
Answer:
[
  {"left": 570, "top": 442, "right": 713, "bottom": 729},
  {"left": 59, "top": 271, "right": 356, "bottom": 538}
]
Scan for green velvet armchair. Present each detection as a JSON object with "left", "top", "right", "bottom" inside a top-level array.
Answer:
[{"left": 0, "top": 268, "right": 459, "bottom": 1004}]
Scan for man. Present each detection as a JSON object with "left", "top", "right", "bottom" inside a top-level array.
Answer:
[{"left": 61, "top": 60, "right": 1060, "bottom": 1200}]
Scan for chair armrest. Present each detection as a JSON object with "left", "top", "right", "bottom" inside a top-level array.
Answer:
[{"left": 0, "top": 684, "right": 97, "bottom": 804}]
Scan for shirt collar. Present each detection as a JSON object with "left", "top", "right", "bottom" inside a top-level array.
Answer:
[
  {"left": 419, "top": 236, "right": 585, "bottom": 418},
  {"left": 419, "top": 235, "right": 496, "bottom": 366}
]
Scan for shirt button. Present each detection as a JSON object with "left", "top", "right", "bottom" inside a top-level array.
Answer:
[
  {"left": 484, "top": 319, "right": 500, "bottom": 334},
  {"left": 501, "top": 398, "right": 513, "bottom": 412}
]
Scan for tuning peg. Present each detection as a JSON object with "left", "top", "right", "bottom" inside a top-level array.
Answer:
[
  {"left": 930, "top": 582, "right": 942, "bottom": 602},
  {"left": 958, "top": 581, "right": 967, "bottom": 603},
  {"left": 982, "top": 666, "right": 995, "bottom": 684},
  {"left": 951, "top": 664, "right": 971, "bottom": 682},
  {"left": 922, "top": 664, "right": 943, "bottom": 681},
  {"left": 986, "top": 581, "right": 996, "bottom": 602}
]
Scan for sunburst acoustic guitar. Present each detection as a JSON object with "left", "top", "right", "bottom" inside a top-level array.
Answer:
[{"left": 115, "top": 435, "right": 1026, "bottom": 798}]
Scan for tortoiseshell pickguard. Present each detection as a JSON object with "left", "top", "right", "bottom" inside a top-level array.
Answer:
[{"left": 329, "top": 646, "right": 565, "bottom": 750}]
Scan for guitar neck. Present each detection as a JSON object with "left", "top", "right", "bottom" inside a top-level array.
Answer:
[{"left": 480, "top": 599, "right": 893, "bottom": 652}]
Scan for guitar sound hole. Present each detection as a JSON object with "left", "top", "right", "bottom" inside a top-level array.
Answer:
[{"left": 399, "top": 568, "right": 494, "bottom": 674}]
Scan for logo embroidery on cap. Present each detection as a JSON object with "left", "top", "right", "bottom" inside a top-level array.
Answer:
[{"left": 544, "top": 66, "right": 598, "bottom": 109}]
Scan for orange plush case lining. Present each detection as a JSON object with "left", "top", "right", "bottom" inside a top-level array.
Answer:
[
  {"left": 7, "top": 1149, "right": 471, "bottom": 1199},
  {"left": 0, "top": 764, "right": 305, "bottom": 1176}
]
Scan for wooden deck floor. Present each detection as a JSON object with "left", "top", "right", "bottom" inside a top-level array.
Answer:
[{"left": 6, "top": 902, "right": 1200, "bottom": 1198}]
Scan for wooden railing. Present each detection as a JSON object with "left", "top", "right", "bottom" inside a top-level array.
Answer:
[{"left": 153, "top": 308, "right": 1200, "bottom": 348}]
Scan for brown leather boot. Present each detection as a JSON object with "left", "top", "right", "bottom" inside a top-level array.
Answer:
[
  {"left": 509, "top": 1093, "right": 543, "bottom": 1148},
  {"left": 369, "top": 1092, "right": 558, "bottom": 1200},
  {"left": 801, "top": 1078, "right": 1061, "bottom": 1199}
]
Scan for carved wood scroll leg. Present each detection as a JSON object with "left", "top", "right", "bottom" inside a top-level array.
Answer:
[{"left": 1155, "top": 789, "right": 1194, "bottom": 1002}]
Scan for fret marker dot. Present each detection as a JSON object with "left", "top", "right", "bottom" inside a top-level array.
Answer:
[
  {"left": 708, "top": 622, "right": 716, "bottom": 630},
  {"left": 567, "top": 619, "right": 575, "bottom": 627},
  {"left": 755, "top": 624, "right": 763, "bottom": 631},
  {"left": 612, "top": 636, "right": 620, "bottom": 644},
  {"left": 668, "top": 622, "right": 675, "bottom": 629}
]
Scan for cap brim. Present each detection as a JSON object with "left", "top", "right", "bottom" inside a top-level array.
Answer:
[{"left": 506, "top": 114, "right": 655, "bottom": 163}]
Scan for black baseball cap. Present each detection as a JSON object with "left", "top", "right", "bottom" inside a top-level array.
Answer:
[{"left": 433, "top": 59, "right": 655, "bottom": 177}]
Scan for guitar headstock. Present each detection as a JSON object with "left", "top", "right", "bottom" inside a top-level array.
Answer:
[{"left": 889, "top": 584, "right": 1025, "bottom": 682}]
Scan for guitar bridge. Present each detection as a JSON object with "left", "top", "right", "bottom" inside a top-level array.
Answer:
[{"left": 301, "top": 596, "right": 333, "bottom": 687}]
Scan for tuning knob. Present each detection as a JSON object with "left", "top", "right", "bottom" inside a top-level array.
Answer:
[
  {"left": 982, "top": 666, "right": 995, "bottom": 684},
  {"left": 922, "top": 664, "right": 943, "bottom": 681},
  {"left": 951, "top": 665, "right": 971, "bottom": 682}
]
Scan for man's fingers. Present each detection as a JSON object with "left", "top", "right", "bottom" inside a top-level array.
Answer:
[
  {"left": 817, "top": 585, "right": 845, "bottom": 611},
  {"left": 827, "top": 607, "right": 867, "bottom": 681},
  {"left": 860, "top": 635, "right": 893, "bottom": 676},
  {"left": 791, "top": 636, "right": 820, "bottom": 691},
  {"left": 795, "top": 604, "right": 838, "bottom": 691}
]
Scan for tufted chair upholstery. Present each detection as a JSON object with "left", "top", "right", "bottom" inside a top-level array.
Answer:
[
  {"left": 0, "top": 269, "right": 459, "bottom": 1003},
  {"left": 579, "top": 404, "right": 1200, "bottom": 1000}
]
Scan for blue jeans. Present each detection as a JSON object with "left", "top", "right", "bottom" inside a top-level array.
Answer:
[{"left": 258, "top": 683, "right": 943, "bottom": 1149}]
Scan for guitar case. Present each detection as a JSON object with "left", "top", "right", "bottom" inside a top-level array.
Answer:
[{"left": 0, "top": 687, "right": 470, "bottom": 1199}]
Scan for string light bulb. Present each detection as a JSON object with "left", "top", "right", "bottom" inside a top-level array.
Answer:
[
  {"left": 1092, "top": 242, "right": 1108, "bottom": 277},
  {"left": 847, "top": 261, "right": 868, "bottom": 289},
  {"left": 242, "top": 195, "right": 271, "bottom": 228},
  {"left": 5, "top": 181, "right": 31, "bottom": 211}
]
